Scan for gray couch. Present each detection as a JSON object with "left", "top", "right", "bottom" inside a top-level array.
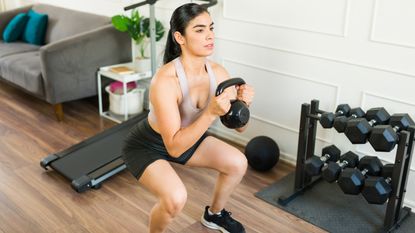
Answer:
[{"left": 0, "top": 4, "right": 131, "bottom": 120}]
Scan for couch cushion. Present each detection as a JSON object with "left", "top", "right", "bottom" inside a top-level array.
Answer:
[
  {"left": 2, "top": 13, "right": 29, "bottom": 42},
  {"left": 0, "top": 41, "right": 40, "bottom": 58},
  {"left": 31, "top": 4, "right": 110, "bottom": 44},
  {"left": 22, "top": 9, "right": 48, "bottom": 45},
  {"left": 0, "top": 51, "right": 44, "bottom": 97}
]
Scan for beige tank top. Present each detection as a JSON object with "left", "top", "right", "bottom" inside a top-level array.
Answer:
[{"left": 148, "top": 57, "right": 217, "bottom": 127}]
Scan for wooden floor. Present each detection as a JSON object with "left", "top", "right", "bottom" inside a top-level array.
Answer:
[{"left": 0, "top": 82, "right": 326, "bottom": 233}]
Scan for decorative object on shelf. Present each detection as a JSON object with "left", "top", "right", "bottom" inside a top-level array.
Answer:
[
  {"left": 110, "top": 66, "right": 135, "bottom": 75},
  {"left": 106, "top": 81, "right": 145, "bottom": 116},
  {"left": 109, "top": 81, "right": 137, "bottom": 94},
  {"left": 111, "top": 9, "right": 165, "bottom": 72}
]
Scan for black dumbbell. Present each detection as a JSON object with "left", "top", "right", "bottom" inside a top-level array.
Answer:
[
  {"left": 333, "top": 107, "right": 366, "bottom": 133},
  {"left": 344, "top": 107, "right": 390, "bottom": 144},
  {"left": 369, "top": 114, "right": 415, "bottom": 152},
  {"left": 337, "top": 156, "right": 383, "bottom": 195},
  {"left": 361, "top": 164, "right": 394, "bottom": 204},
  {"left": 319, "top": 104, "right": 351, "bottom": 128},
  {"left": 304, "top": 145, "right": 341, "bottom": 176},
  {"left": 322, "top": 151, "right": 359, "bottom": 183}
]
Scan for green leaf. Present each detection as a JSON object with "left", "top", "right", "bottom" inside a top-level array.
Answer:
[
  {"left": 111, "top": 10, "right": 165, "bottom": 45},
  {"left": 142, "top": 18, "right": 165, "bottom": 41},
  {"left": 111, "top": 15, "right": 130, "bottom": 32}
]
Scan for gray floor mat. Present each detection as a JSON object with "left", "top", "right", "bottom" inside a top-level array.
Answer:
[{"left": 255, "top": 172, "right": 413, "bottom": 233}]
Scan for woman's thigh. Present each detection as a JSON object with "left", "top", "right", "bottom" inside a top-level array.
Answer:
[
  {"left": 186, "top": 136, "right": 247, "bottom": 174},
  {"left": 139, "top": 159, "right": 187, "bottom": 200}
]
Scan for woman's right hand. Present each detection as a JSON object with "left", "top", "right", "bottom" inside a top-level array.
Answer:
[{"left": 207, "top": 90, "right": 232, "bottom": 117}]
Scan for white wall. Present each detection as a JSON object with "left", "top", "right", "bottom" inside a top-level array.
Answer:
[{"left": 7, "top": 0, "right": 415, "bottom": 208}]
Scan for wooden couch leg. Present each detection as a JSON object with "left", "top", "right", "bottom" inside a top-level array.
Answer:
[{"left": 53, "top": 103, "right": 64, "bottom": 121}]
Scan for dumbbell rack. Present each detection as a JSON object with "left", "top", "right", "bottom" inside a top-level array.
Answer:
[{"left": 278, "top": 99, "right": 414, "bottom": 233}]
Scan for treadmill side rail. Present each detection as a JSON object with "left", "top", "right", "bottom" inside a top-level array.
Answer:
[
  {"left": 40, "top": 154, "right": 59, "bottom": 170},
  {"left": 72, "top": 175, "right": 93, "bottom": 193}
]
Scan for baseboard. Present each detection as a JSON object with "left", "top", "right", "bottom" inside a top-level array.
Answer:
[
  {"left": 403, "top": 199, "right": 415, "bottom": 210},
  {"left": 207, "top": 126, "right": 248, "bottom": 146}
]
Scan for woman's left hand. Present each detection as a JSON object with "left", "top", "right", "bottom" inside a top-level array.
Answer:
[{"left": 236, "top": 84, "right": 254, "bottom": 107}]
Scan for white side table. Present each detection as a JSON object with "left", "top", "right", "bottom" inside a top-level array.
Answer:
[{"left": 97, "top": 62, "right": 152, "bottom": 123}]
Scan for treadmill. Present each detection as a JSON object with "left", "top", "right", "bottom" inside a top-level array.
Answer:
[{"left": 41, "top": 112, "right": 148, "bottom": 192}]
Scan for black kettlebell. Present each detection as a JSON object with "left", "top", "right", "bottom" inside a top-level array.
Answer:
[{"left": 215, "top": 78, "right": 250, "bottom": 129}]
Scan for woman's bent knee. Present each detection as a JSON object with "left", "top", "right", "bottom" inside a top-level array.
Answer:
[
  {"left": 160, "top": 188, "right": 187, "bottom": 217},
  {"left": 226, "top": 152, "right": 248, "bottom": 176}
]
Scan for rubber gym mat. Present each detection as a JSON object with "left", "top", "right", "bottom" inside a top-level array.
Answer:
[{"left": 255, "top": 173, "right": 414, "bottom": 233}]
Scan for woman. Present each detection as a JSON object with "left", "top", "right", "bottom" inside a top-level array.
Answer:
[{"left": 122, "top": 3, "right": 254, "bottom": 233}]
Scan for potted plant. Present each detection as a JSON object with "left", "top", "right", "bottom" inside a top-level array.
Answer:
[{"left": 112, "top": 9, "right": 165, "bottom": 72}]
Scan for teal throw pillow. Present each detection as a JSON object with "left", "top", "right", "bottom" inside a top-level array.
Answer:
[
  {"left": 22, "top": 9, "right": 48, "bottom": 45},
  {"left": 2, "top": 13, "right": 29, "bottom": 42}
]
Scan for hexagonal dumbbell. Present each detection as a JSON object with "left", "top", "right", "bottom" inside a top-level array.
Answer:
[
  {"left": 344, "top": 107, "right": 390, "bottom": 144},
  {"left": 361, "top": 164, "right": 394, "bottom": 204},
  {"left": 319, "top": 104, "right": 351, "bottom": 128},
  {"left": 333, "top": 107, "right": 365, "bottom": 133},
  {"left": 304, "top": 145, "right": 341, "bottom": 176},
  {"left": 368, "top": 113, "right": 415, "bottom": 152},
  {"left": 322, "top": 151, "right": 359, "bottom": 183},
  {"left": 337, "top": 156, "right": 383, "bottom": 195}
]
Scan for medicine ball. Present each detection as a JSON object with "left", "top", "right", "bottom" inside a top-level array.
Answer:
[{"left": 244, "top": 136, "right": 279, "bottom": 171}]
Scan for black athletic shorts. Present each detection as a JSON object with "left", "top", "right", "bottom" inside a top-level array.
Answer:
[{"left": 121, "top": 118, "right": 208, "bottom": 179}]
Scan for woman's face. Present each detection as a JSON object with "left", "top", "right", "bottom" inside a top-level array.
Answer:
[{"left": 175, "top": 12, "right": 215, "bottom": 57}]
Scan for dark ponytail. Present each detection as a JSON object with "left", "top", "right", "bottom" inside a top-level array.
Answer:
[
  {"left": 163, "top": 29, "right": 181, "bottom": 64},
  {"left": 163, "top": 3, "right": 209, "bottom": 64}
]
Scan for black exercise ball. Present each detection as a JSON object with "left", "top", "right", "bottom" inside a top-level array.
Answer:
[{"left": 244, "top": 136, "right": 280, "bottom": 171}]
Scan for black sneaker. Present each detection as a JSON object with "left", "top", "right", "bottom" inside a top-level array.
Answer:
[{"left": 201, "top": 206, "right": 246, "bottom": 233}]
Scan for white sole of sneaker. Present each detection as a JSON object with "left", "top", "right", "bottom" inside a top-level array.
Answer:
[{"left": 200, "top": 215, "right": 230, "bottom": 233}]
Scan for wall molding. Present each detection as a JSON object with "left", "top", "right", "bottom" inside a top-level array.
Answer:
[
  {"left": 369, "top": 0, "right": 415, "bottom": 49},
  {"left": 222, "top": 0, "right": 350, "bottom": 38},
  {"left": 222, "top": 58, "right": 340, "bottom": 144},
  {"left": 361, "top": 91, "right": 415, "bottom": 110},
  {"left": 250, "top": 114, "right": 331, "bottom": 144},
  {"left": 222, "top": 58, "right": 340, "bottom": 97},
  {"left": 404, "top": 199, "right": 415, "bottom": 211},
  {"left": 216, "top": 36, "right": 415, "bottom": 79},
  {"left": 207, "top": 125, "right": 297, "bottom": 165}
]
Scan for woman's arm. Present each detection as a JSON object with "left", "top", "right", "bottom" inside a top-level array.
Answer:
[
  {"left": 150, "top": 69, "right": 231, "bottom": 158},
  {"left": 211, "top": 62, "right": 254, "bottom": 133}
]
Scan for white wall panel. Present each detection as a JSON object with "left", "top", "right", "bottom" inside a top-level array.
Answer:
[
  {"left": 405, "top": 172, "right": 415, "bottom": 208},
  {"left": 371, "top": 0, "right": 415, "bottom": 48},
  {"left": 224, "top": 0, "right": 350, "bottom": 36},
  {"left": 222, "top": 59, "right": 338, "bottom": 134}
]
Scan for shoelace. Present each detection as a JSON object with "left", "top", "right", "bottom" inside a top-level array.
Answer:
[{"left": 220, "top": 209, "right": 236, "bottom": 223}]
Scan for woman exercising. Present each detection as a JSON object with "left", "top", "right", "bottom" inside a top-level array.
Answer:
[{"left": 122, "top": 3, "right": 254, "bottom": 233}]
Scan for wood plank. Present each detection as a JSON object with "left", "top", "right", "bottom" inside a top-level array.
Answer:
[
  {"left": 52, "top": 224, "right": 90, "bottom": 233},
  {"left": 0, "top": 190, "right": 44, "bottom": 233}
]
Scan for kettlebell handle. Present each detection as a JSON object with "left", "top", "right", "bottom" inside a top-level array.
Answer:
[{"left": 215, "top": 78, "right": 246, "bottom": 97}]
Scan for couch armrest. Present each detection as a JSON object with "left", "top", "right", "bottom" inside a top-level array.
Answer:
[
  {"left": 40, "top": 24, "right": 131, "bottom": 104},
  {"left": 0, "top": 5, "right": 33, "bottom": 35}
]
